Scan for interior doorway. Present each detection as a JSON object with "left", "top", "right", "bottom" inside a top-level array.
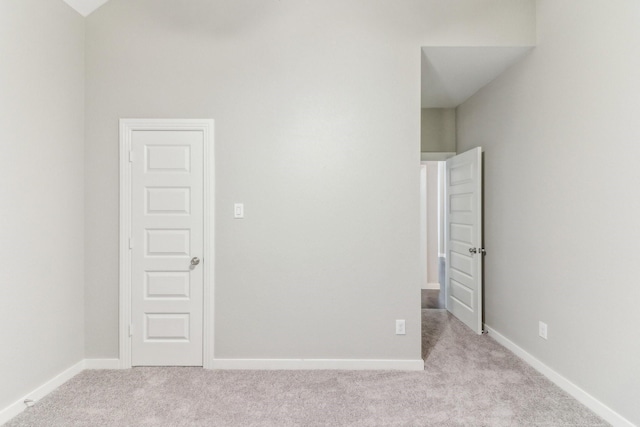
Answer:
[
  {"left": 420, "top": 161, "right": 446, "bottom": 310},
  {"left": 119, "top": 118, "right": 216, "bottom": 369},
  {"left": 420, "top": 149, "right": 485, "bottom": 334}
]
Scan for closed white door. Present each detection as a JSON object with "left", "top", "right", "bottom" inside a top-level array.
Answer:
[
  {"left": 131, "top": 130, "right": 204, "bottom": 366},
  {"left": 445, "top": 147, "right": 483, "bottom": 334}
]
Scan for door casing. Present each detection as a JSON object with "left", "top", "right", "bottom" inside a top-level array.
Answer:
[{"left": 119, "top": 118, "right": 215, "bottom": 369}]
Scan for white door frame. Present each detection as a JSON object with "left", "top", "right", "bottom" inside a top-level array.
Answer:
[
  {"left": 419, "top": 163, "right": 428, "bottom": 290},
  {"left": 119, "top": 118, "right": 215, "bottom": 369},
  {"left": 420, "top": 156, "right": 453, "bottom": 293}
]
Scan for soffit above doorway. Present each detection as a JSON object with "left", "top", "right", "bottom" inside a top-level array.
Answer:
[{"left": 421, "top": 46, "right": 534, "bottom": 108}]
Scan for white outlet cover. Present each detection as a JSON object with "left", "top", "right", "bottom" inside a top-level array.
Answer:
[
  {"left": 395, "top": 320, "right": 406, "bottom": 335},
  {"left": 539, "top": 321, "right": 548, "bottom": 340}
]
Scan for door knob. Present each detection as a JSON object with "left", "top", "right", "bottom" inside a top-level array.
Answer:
[
  {"left": 191, "top": 257, "right": 200, "bottom": 266},
  {"left": 469, "top": 248, "right": 477, "bottom": 254}
]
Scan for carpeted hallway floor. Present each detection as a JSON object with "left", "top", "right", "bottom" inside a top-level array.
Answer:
[{"left": 5, "top": 310, "right": 607, "bottom": 426}]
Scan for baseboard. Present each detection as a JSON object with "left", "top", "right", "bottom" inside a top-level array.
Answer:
[
  {"left": 83, "top": 357, "right": 425, "bottom": 371},
  {"left": 422, "top": 282, "right": 441, "bottom": 290},
  {"left": 0, "top": 360, "right": 84, "bottom": 426},
  {"left": 486, "top": 326, "right": 636, "bottom": 427},
  {"left": 84, "top": 359, "right": 121, "bottom": 370},
  {"left": 8, "top": 349, "right": 630, "bottom": 425},
  {"left": 210, "top": 358, "right": 424, "bottom": 371}
]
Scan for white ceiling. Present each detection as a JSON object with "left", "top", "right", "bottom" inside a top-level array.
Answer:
[
  {"left": 62, "top": 0, "right": 109, "bottom": 17},
  {"left": 421, "top": 46, "right": 533, "bottom": 108}
]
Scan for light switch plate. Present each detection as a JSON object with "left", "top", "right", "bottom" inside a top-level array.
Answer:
[{"left": 234, "top": 203, "right": 244, "bottom": 219}]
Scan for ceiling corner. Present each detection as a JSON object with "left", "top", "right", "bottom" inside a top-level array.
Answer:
[{"left": 61, "top": 0, "right": 110, "bottom": 17}]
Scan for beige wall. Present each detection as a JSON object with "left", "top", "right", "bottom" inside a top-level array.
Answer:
[
  {"left": 457, "top": 0, "right": 640, "bottom": 424},
  {"left": 0, "top": 0, "right": 85, "bottom": 410},
  {"left": 421, "top": 108, "right": 456, "bottom": 152},
  {"left": 83, "top": 0, "right": 535, "bottom": 360}
]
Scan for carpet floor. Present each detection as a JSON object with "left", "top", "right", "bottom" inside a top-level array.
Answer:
[{"left": 5, "top": 310, "right": 607, "bottom": 426}]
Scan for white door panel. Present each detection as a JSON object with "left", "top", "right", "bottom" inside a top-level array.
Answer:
[
  {"left": 131, "top": 130, "right": 204, "bottom": 366},
  {"left": 445, "top": 147, "right": 483, "bottom": 334},
  {"left": 145, "top": 272, "right": 190, "bottom": 298},
  {"left": 146, "top": 187, "right": 191, "bottom": 214}
]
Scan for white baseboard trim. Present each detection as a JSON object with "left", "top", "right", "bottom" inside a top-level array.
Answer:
[
  {"left": 210, "top": 358, "right": 425, "bottom": 371},
  {"left": 486, "top": 326, "right": 636, "bottom": 427},
  {"left": 84, "top": 359, "right": 121, "bottom": 370},
  {"left": 422, "top": 282, "right": 441, "bottom": 290},
  {"left": 0, "top": 360, "right": 84, "bottom": 426}
]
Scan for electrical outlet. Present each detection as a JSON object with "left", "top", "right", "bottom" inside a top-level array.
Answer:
[
  {"left": 539, "top": 321, "right": 548, "bottom": 340},
  {"left": 395, "top": 319, "right": 406, "bottom": 335}
]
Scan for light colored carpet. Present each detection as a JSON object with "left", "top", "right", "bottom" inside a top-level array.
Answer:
[{"left": 6, "top": 310, "right": 607, "bottom": 426}]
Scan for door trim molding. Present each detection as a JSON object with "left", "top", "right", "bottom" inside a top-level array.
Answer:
[
  {"left": 419, "top": 164, "right": 428, "bottom": 291},
  {"left": 119, "top": 118, "right": 215, "bottom": 369}
]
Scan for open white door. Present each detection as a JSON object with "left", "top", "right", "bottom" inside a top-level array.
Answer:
[{"left": 445, "top": 147, "right": 483, "bottom": 334}]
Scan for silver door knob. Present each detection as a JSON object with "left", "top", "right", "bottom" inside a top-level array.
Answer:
[
  {"left": 191, "top": 257, "right": 200, "bottom": 266},
  {"left": 469, "top": 248, "right": 477, "bottom": 254}
]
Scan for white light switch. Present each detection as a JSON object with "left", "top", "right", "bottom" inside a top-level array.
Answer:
[{"left": 234, "top": 203, "right": 244, "bottom": 219}]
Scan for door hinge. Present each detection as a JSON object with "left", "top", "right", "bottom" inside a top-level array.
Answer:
[
  {"left": 129, "top": 237, "right": 133, "bottom": 249},
  {"left": 129, "top": 151, "right": 134, "bottom": 162},
  {"left": 129, "top": 324, "right": 133, "bottom": 337}
]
